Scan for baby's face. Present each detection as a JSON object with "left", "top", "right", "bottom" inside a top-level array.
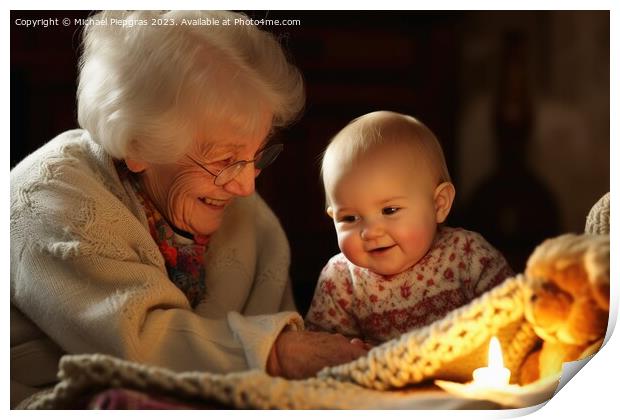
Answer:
[{"left": 326, "top": 144, "right": 439, "bottom": 276}]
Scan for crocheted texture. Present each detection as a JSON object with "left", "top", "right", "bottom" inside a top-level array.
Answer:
[
  {"left": 318, "top": 275, "right": 538, "bottom": 390},
  {"left": 585, "top": 192, "right": 610, "bottom": 235},
  {"left": 23, "top": 354, "right": 491, "bottom": 410}
]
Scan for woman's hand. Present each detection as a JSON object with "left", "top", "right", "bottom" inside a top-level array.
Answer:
[{"left": 267, "top": 330, "right": 369, "bottom": 379}]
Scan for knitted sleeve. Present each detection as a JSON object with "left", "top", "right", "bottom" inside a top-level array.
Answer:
[
  {"left": 462, "top": 230, "right": 514, "bottom": 299},
  {"left": 10, "top": 133, "right": 301, "bottom": 376},
  {"left": 305, "top": 256, "right": 360, "bottom": 337}
]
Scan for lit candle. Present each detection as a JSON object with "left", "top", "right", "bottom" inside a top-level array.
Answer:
[
  {"left": 435, "top": 336, "right": 560, "bottom": 406},
  {"left": 472, "top": 336, "right": 511, "bottom": 388}
]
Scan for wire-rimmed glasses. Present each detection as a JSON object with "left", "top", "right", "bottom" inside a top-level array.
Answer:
[{"left": 186, "top": 143, "right": 284, "bottom": 186}]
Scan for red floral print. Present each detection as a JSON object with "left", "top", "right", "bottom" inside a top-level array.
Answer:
[
  {"left": 345, "top": 280, "right": 354, "bottom": 295},
  {"left": 324, "top": 279, "right": 336, "bottom": 294}
]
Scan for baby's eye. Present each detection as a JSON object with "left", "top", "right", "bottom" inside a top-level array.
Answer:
[
  {"left": 382, "top": 207, "right": 400, "bottom": 215},
  {"left": 338, "top": 215, "right": 358, "bottom": 223}
]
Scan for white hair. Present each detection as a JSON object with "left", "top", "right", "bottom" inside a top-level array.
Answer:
[{"left": 77, "top": 10, "right": 305, "bottom": 163}]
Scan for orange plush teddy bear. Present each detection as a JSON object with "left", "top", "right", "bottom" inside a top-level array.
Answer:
[{"left": 519, "top": 193, "right": 610, "bottom": 384}]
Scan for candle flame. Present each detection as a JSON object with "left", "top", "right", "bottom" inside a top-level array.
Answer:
[
  {"left": 470, "top": 336, "right": 511, "bottom": 387},
  {"left": 488, "top": 336, "right": 505, "bottom": 369}
]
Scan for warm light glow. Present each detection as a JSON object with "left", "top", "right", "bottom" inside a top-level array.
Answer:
[
  {"left": 435, "top": 337, "right": 562, "bottom": 406},
  {"left": 472, "top": 336, "right": 511, "bottom": 388}
]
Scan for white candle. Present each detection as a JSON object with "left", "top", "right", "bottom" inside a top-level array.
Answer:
[{"left": 472, "top": 336, "right": 511, "bottom": 388}]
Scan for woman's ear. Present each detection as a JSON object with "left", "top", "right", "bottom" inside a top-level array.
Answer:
[
  {"left": 125, "top": 158, "right": 149, "bottom": 173},
  {"left": 434, "top": 181, "right": 456, "bottom": 223},
  {"left": 326, "top": 206, "right": 335, "bottom": 219}
]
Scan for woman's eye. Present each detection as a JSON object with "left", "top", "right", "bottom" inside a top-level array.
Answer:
[
  {"left": 382, "top": 207, "right": 399, "bottom": 215},
  {"left": 209, "top": 157, "right": 234, "bottom": 168}
]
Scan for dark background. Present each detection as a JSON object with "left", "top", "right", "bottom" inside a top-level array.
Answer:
[{"left": 11, "top": 11, "right": 610, "bottom": 315}]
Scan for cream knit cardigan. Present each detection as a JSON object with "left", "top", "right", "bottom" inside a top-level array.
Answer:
[{"left": 10, "top": 130, "right": 302, "bottom": 407}]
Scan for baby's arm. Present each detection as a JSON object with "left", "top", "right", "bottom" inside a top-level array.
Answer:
[{"left": 305, "top": 259, "right": 360, "bottom": 337}]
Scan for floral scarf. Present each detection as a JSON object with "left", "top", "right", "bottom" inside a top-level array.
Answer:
[{"left": 116, "top": 161, "right": 208, "bottom": 307}]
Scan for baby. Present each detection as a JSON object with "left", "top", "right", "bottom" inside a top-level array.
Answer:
[{"left": 305, "top": 111, "right": 514, "bottom": 343}]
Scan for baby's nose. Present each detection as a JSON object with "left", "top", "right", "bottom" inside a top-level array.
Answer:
[{"left": 360, "top": 221, "right": 383, "bottom": 240}]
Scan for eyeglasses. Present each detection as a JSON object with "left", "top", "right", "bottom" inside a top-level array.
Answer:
[{"left": 186, "top": 143, "right": 284, "bottom": 186}]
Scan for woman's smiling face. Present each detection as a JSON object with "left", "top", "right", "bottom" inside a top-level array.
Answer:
[{"left": 132, "top": 111, "right": 273, "bottom": 237}]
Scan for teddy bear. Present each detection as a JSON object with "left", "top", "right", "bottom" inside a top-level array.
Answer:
[{"left": 519, "top": 192, "right": 610, "bottom": 385}]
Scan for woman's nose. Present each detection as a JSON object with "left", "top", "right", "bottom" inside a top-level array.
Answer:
[{"left": 223, "top": 164, "right": 256, "bottom": 197}]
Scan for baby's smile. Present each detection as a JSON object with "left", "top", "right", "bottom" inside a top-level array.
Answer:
[{"left": 367, "top": 244, "right": 396, "bottom": 256}]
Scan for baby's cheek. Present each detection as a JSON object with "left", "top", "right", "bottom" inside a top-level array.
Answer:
[
  {"left": 396, "top": 225, "right": 423, "bottom": 244},
  {"left": 338, "top": 231, "right": 363, "bottom": 265},
  {"left": 398, "top": 225, "right": 435, "bottom": 256}
]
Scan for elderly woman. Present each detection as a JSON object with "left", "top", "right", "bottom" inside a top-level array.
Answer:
[{"left": 10, "top": 10, "right": 366, "bottom": 407}]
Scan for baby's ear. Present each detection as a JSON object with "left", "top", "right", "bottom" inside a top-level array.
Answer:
[
  {"left": 326, "top": 206, "right": 335, "bottom": 219},
  {"left": 434, "top": 182, "right": 456, "bottom": 223},
  {"left": 125, "top": 158, "right": 149, "bottom": 173}
]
